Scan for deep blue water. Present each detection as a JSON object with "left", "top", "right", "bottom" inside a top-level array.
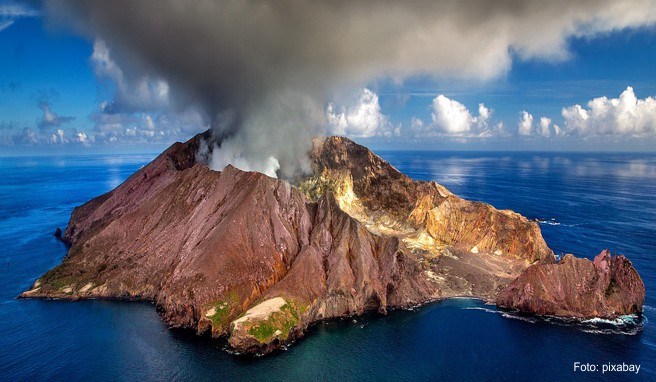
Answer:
[{"left": 0, "top": 152, "right": 654, "bottom": 381}]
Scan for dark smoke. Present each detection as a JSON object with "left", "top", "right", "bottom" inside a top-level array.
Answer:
[{"left": 45, "top": 0, "right": 656, "bottom": 177}]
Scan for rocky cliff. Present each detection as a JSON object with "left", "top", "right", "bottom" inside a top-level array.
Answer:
[
  {"left": 496, "top": 250, "right": 645, "bottom": 318},
  {"left": 21, "top": 132, "right": 644, "bottom": 354}
]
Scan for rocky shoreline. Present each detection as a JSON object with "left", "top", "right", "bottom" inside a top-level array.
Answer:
[
  {"left": 21, "top": 132, "right": 645, "bottom": 354},
  {"left": 497, "top": 249, "right": 644, "bottom": 318}
]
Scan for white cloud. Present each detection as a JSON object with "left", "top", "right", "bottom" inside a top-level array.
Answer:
[
  {"left": 87, "top": 40, "right": 207, "bottom": 145},
  {"left": 518, "top": 112, "right": 563, "bottom": 138},
  {"left": 0, "top": 2, "right": 39, "bottom": 33},
  {"left": 55, "top": 128, "right": 65, "bottom": 143},
  {"left": 37, "top": 103, "right": 75, "bottom": 130},
  {"left": 325, "top": 103, "right": 347, "bottom": 136},
  {"left": 8, "top": 126, "right": 95, "bottom": 147},
  {"left": 15, "top": 128, "right": 37, "bottom": 144},
  {"left": 76, "top": 131, "right": 89, "bottom": 145},
  {"left": 37, "top": 1, "right": 656, "bottom": 163},
  {"left": 538, "top": 117, "right": 552, "bottom": 138},
  {"left": 562, "top": 86, "right": 656, "bottom": 137},
  {"left": 326, "top": 88, "right": 392, "bottom": 138},
  {"left": 0, "top": 3, "right": 39, "bottom": 17},
  {"left": 518, "top": 111, "right": 534, "bottom": 136},
  {"left": 91, "top": 39, "right": 170, "bottom": 112},
  {"left": 431, "top": 95, "right": 474, "bottom": 134},
  {"left": 91, "top": 107, "right": 205, "bottom": 145},
  {"left": 410, "top": 117, "right": 424, "bottom": 134},
  {"left": 412, "top": 95, "right": 493, "bottom": 138},
  {"left": 477, "top": 103, "right": 491, "bottom": 124},
  {"left": 553, "top": 124, "right": 562, "bottom": 136}
]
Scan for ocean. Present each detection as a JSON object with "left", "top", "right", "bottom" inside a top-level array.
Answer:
[{"left": 0, "top": 151, "right": 654, "bottom": 381}]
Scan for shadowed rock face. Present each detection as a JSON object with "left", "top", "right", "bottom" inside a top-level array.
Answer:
[
  {"left": 20, "top": 132, "right": 643, "bottom": 354},
  {"left": 496, "top": 250, "right": 645, "bottom": 318}
]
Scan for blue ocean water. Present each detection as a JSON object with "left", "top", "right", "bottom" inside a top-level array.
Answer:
[{"left": 0, "top": 151, "right": 654, "bottom": 381}]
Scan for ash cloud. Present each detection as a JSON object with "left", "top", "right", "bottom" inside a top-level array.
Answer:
[{"left": 45, "top": 0, "right": 656, "bottom": 177}]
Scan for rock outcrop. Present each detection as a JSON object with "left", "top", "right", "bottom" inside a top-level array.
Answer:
[
  {"left": 20, "top": 132, "right": 644, "bottom": 354},
  {"left": 496, "top": 250, "right": 645, "bottom": 317}
]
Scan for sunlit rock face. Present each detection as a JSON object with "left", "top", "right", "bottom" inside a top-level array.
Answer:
[
  {"left": 21, "top": 132, "right": 642, "bottom": 354},
  {"left": 496, "top": 250, "right": 645, "bottom": 318}
]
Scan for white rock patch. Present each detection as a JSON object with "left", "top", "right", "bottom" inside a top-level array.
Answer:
[{"left": 232, "top": 297, "right": 287, "bottom": 327}]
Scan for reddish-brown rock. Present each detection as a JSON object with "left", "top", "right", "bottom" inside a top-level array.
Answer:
[
  {"left": 20, "top": 132, "right": 643, "bottom": 354},
  {"left": 496, "top": 250, "right": 645, "bottom": 318}
]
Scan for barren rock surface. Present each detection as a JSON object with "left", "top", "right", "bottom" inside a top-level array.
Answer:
[
  {"left": 21, "top": 132, "right": 644, "bottom": 354},
  {"left": 496, "top": 250, "right": 645, "bottom": 317}
]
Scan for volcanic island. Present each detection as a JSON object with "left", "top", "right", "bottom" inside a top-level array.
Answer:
[{"left": 21, "top": 132, "right": 645, "bottom": 354}]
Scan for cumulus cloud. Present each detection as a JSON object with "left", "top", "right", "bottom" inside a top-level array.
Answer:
[
  {"left": 410, "top": 117, "right": 424, "bottom": 134},
  {"left": 91, "top": 103, "right": 206, "bottom": 145},
  {"left": 45, "top": 1, "right": 656, "bottom": 175},
  {"left": 8, "top": 126, "right": 89, "bottom": 146},
  {"left": 411, "top": 95, "right": 495, "bottom": 138},
  {"left": 50, "top": 128, "right": 64, "bottom": 144},
  {"left": 432, "top": 95, "right": 476, "bottom": 134},
  {"left": 477, "top": 103, "right": 491, "bottom": 123},
  {"left": 538, "top": 117, "right": 552, "bottom": 138},
  {"left": 518, "top": 111, "right": 534, "bottom": 136},
  {"left": 517, "top": 111, "right": 564, "bottom": 138},
  {"left": 562, "top": 86, "right": 656, "bottom": 137},
  {"left": 76, "top": 131, "right": 89, "bottom": 144},
  {"left": 553, "top": 124, "right": 562, "bottom": 136},
  {"left": 327, "top": 89, "right": 393, "bottom": 138}
]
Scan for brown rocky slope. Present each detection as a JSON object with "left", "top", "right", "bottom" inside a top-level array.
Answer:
[
  {"left": 496, "top": 250, "right": 645, "bottom": 318},
  {"left": 21, "top": 132, "right": 644, "bottom": 353}
]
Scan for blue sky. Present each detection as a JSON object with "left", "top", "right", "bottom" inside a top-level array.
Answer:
[
  {"left": 383, "top": 29, "right": 656, "bottom": 123},
  {"left": 2, "top": 1, "right": 656, "bottom": 156}
]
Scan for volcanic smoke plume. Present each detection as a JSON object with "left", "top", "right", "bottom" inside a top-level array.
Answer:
[{"left": 46, "top": 0, "right": 656, "bottom": 177}]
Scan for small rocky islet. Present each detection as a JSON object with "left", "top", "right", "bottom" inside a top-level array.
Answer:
[{"left": 21, "top": 132, "right": 645, "bottom": 354}]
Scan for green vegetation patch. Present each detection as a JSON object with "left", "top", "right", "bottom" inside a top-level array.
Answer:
[
  {"left": 247, "top": 303, "right": 299, "bottom": 343},
  {"left": 39, "top": 267, "right": 79, "bottom": 292},
  {"left": 206, "top": 291, "right": 240, "bottom": 328}
]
